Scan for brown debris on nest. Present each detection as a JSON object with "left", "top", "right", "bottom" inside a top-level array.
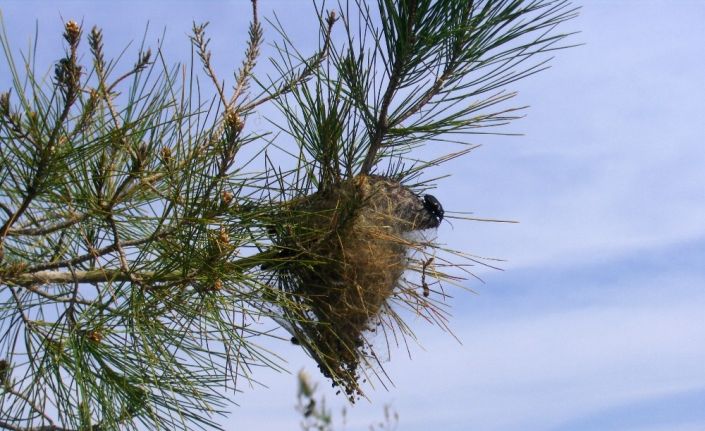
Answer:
[{"left": 269, "top": 175, "right": 441, "bottom": 399}]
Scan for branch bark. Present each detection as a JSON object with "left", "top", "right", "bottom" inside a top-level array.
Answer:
[{"left": 8, "top": 249, "right": 278, "bottom": 285}]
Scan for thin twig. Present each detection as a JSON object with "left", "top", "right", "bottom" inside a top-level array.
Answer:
[
  {"left": 191, "top": 22, "right": 228, "bottom": 108},
  {"left": 2, "top": 385, "right": 57, "bottom": 428},
  {"left": 240, "top": 10, "right": 337, "bottom": 112},
  {"left": 106, "top": 215, "right": 130, "bottom": 273},
  {"left": 104, "top": 49, "right": 152, "bottom": 95},
  {"left": 26, "top": 229, "right": 173, "bottom": 272},
  {"left": 360, "top": 1, "right": 418, "bottom": 174},
  {"left": 0, "top": 422, "right": 72, "bottom": 431},
  {"left": 390, "top": 1, "right": 474, "bottom": 127},
  {"left": 0, "top": 202, "right": 13, "bottom": 219},
  {"left": 7, "top": 213, "right": 88, "bottom": 237},
  {"left": 7, "top": 281, "right": 97, "bottom": 306},
  {"left": 231, "top": 0, "right": 263, "bottom": 105},
  {"left": 0, "top": 21, "right": 88, "bottom": 246},
  {"left": 14, "top": 249, "right": 278, "bottom": 285}
]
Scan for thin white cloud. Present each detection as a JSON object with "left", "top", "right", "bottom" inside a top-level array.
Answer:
[
  {"left": 367, "top": 299, "right": 705, "bottom": 430},
  {"left": 221, "top": 267, "right": 705, "bottom": 431},
  {"left": 620, "top": 423, "right": 705, "bottom": 431}
]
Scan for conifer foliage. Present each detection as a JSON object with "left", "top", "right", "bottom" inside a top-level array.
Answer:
[{"left": 0, "top": 1, "right": 576, "bottom": 429}]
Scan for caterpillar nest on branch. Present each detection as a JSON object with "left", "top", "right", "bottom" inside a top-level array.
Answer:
[{"left": 269, "top": 175, "right": 443, "bottom": 399}]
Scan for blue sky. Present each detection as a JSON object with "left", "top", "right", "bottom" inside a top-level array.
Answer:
[{"left": 1, "top": 1, "right": 703, "bottom": 430}]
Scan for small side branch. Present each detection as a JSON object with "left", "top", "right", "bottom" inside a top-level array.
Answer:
[
  {"left": 14, "top": 269, "right": 166, "bottom": 285},
  {"left": 360, "top": 1, "right": 419, "bottom": 174},
  {"left": 0, "top": 421, "right": 72, "bottom": 431},
  {"left": 231, "top": 0, "right": 263, "bottom": 105},
  {"left": 27, "top": 229, "right": 172, "bottom": 272},
  {"left": 241, "top": 10, "right": 337, "bottom": 112},
  {"left": 7, "top": 213, "right": 88, "bottom": 237},
  {"left": 1, "top": 385, "right": 57, "bottom": 429},
  {"left": 11, "top": 249, "right": 277, "bottom": 285}
]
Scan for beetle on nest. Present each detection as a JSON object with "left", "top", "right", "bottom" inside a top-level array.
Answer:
[{"left": 266, "top": 174, "right": 443, "bottom": 399}]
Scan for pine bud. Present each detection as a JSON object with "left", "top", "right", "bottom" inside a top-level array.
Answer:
[
  {"left": 87, "top": 330, "right": 102, "bottom": 343},
  {"left": 221, "top": 190, "right": 234, "bottom": 205},
  {"left": 0, "top": 359, "right": 9, "bottom": 386},
  {"left": 64, "top": 20, "right": 81, "bottom": 47},
  {"left": 327, "top": 10, "right": 338, "bottom": 27},
  {"left": 0, "top": 92, "right": 9, "bottom": 117},
  {"left": 218, "top": 226, "right": 230, "bottom": 245},
  {"left": 213, "top": 279, "right": 223, "bottom": 291},
  {"left": 160, "top": 146, "right": 172, "bottom": 162},
  {"left": 131, "top": 142, "right": 149, "bottom": 173},
  {"left": 89, "top": 26, "right": 105, "bottom": 71},
  {"left": 224, "top": 109, "right": 244, "bottom": 136},
  {"left": 136, "top": 49, "right": 152, "bottom": 71}
]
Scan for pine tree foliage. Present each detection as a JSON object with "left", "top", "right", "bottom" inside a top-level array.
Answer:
[{"left": 0, "top": 1, "right": 576, "bottom": 429}]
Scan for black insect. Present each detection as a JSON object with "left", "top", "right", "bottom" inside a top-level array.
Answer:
[{"left": 423, "top": 194, "right": 444, "bottom": 225}]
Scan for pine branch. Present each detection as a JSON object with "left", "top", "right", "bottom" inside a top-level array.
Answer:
[
  {"left": 0, "top": 21, "right": 83, "bottom": 260},
  {"left": 8, "top": 250, "right": 277, "bottom": 286},
  {"left": 7, "top": 213, "right": 88, "bottom": 237},
  {"left": 242, "top": 9, "right": 338, "bottom": 112},
  {"left": 0, "top": 421, "right": 67, "bottom": 431},
  {"left": 360, "top": 0, "right": 419, "bottom": 174},
  {"left": 0, "top": 2, "right": 577, "bottom": 428},
  {"left": 25, "top": 229, "right": 172, "bottom": 272},
  {"left": 231, "top": 0, "right": 264, "bottom": 105}
]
